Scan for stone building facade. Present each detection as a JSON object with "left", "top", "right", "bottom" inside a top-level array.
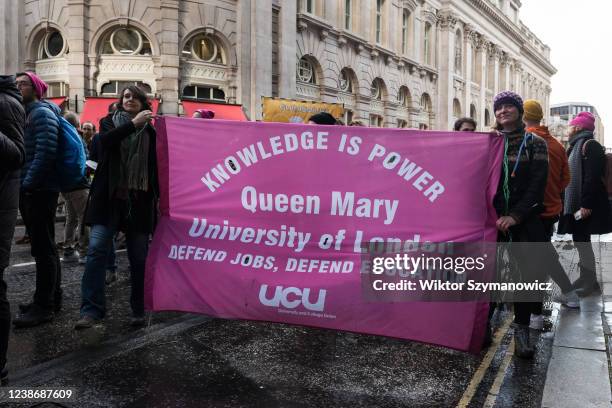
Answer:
[
  {"left": 549, "top": 102, "right": 605, "bottom": 147},
  {"left": 1, "top": 0, "right": 555, "bottom": 130}
]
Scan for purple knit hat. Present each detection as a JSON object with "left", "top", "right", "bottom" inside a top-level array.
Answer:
[
  {"left": 569, "top": 111, "right": 595, "bottom": 131},
  {"left": 493, "top": 91, "right": 524, "bottom": 114}
]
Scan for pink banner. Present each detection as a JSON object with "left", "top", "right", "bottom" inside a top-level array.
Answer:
[{"left": 146, "top": 117, "right": 504, "bottom": 353}]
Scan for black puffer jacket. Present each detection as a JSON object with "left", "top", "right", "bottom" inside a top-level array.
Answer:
[{"left": 0, "top": 75, "right": 25, "bottom": 269}]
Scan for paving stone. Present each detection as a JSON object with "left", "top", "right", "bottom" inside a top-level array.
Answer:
[{"left": 553, "top": 309, "right": 605, "bottom": 351}]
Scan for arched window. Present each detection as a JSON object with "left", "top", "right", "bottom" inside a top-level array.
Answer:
[
  {"left": 100, "top": 27, "right": 152, "bottom": 56},
  {"left": 182, "top": 34, "right": 226, "bottom": 64},
  {"left": 398, "top": 86, "right": 411, "bottom": 108},
  {"left": 454, "top": 30, "right": 463, "bottom": 74},
  {"left": 339, "top": 68, "right": 353, "bottom": 92},
  {"left": 371, "top": 78, "right": 384, "bottom": 101},
  {"left": 297, "top": 57, "right": 316, "bottom": 84},
  {"left": 470, "top": 104, "right": 477, "bottom": 120},
  {"left": 182, "top": 85, "right": 226, "bottom": 102},
  {"left": 421, "top": 93, "right": 432, "bottom": 112},
  {"left": 424, "top": 23, "right": 432, "bottom": 65},
  {"left": 402, "top": 10, "right": 410, "bottom": 55},
  {"left": 453, "top": 99, "right": 462, "bottom": 118},
  {"left": 39, "top": 30, "right": 67, "bottom": 59}
]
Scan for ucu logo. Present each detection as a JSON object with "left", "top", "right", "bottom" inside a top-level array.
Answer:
[{"left": 258, "top": 284, "right": 327, "bottom": 312}]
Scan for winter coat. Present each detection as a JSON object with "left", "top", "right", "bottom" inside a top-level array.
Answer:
[
  {"left": 0, "top": 75, "right": 25, "bottom": 270},
  {"left": 558, "top": 134, "right": 612, "bottom": 235},
  {"left": 84, "top": 113, "right": 159, "bottom": 234},
  {"left": 21, "top": 99, "right": 61, "bottom": 192}
]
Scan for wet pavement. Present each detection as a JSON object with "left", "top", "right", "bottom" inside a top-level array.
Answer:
[{"left": 1, "top": 222, "right": 563, "bottom": 407}]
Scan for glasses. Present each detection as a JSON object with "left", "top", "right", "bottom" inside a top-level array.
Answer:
[{"left": 16, "top": 81, "right": 32, "bottom": 88}]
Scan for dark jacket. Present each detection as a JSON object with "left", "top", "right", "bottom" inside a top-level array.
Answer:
[
  {"left": 0, "top": 75, "right": 25, "bottom": 269},
  {"left": 494, "top": 128, "right": 549, "bottom": 222},
  {"left": 21, "top": 99, "right": 61, "bottom": 192},
  {"left": 84, "top": 113, "right": 159, "bottom": 234},
  {"left": 558, "top": 134, "right": 612, "bottom": 235}
]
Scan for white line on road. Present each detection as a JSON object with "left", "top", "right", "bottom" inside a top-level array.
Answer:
[{"left": 9, "top": 249, "right": 127, "bottom": 268}]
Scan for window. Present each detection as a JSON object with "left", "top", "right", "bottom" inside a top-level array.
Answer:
[
  {"left": 397, "top": 119, "right": 408, "bottom": 128},
  {"left": 182, "top": 34, "right": 225, "bottom": 64},
  {"left": 101, "top": 81, "right": 152, "bottom": 96},
  {"left": 100, "top": 28, "right": 152, "bottom": 56},
  {"left": 306, "top": 0, "right": 313, "bottom": 13},
  {"left": 420, "top": 93, "right": 432, "bottom": 112},
  {"left": 182, "top": 85, "right": 226, "bottom": 102},
  {"left": 46, "top": 82, "right": 69, "bottom": 97},
  {"left": 375, "top": 1, "right": 383, "bottom": 42},
  {"left": 398, "top": 86, "right": 410, "bottom": 108},
  {"left": 484, "top": 109, "right": 491, "bottom": 126},
  {"left": 370, "top": 114, "right": 384, "bottom": 127},
  {"left": 402, "top": 10, "right": 410, "bottom": 54},
  {"left": 40, "top": 30, "right": 66, "bottom": 59},
  {"left": 344, "top": 109, "right": 354, "bottom": 125},
  {"left": 470, "top": 104, "right": 477, "bottom": 119},
  {"left": 454, "top": 30, "right": 462, "bottom": 74},
  {"left": 345, "top": 0, "right": 352, "bottom": 30},
  {"left": 371, "top": 79, "right": 383, "bottom": 100},
  {"left": 424, "top": 23, "right": 432, "bottom": 65},
  {"left": 297, "top": 57, "right": 316, "bottom": 84},
  {"left": 339, "top": 69, "right": 352, "bottom": 92},
  {"left": 453, "top": 99, "right": 462, "bottom": 118}
]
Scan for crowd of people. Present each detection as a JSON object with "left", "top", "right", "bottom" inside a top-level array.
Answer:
[{"left": 0, "top": 71, "right": 610, "bottom": 383}]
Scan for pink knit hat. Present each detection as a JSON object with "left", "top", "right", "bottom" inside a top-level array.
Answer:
[
  {"left": 17, "top": 71, "right": 48, "bottom": 100},
  {"left": 569, "top": 111, "right": 595, "bottom": 131}
]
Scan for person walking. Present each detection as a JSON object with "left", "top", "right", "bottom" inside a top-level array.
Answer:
[
  {"left": 492, "top": 91, "right": 549, "bottom": 358},
  {"left": 13, "top": 72, "right": 63, "bottom": 328},
  {"left": 522, "top": 100, "right": 579, "bottom": 331},
  {"left": 75, "top": 85, "right": 158, "bottom": 329},
  {"left": 558, "top": 111, "right": 612, "bottom": 296},
  {"left": 0, "top": 74, "right": 26, "bottom": 383}
]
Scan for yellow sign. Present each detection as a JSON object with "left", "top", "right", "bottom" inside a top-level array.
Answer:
[{"left": 262, "top": 97, "right": 344, "bottom": 123}]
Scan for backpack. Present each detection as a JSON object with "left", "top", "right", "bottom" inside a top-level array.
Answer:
[
  {"left": 582, "top": 139, "right": 612, "bottom": 199},
  {"left": 55, "top": 115, "right": 87, "bottom": 192}
]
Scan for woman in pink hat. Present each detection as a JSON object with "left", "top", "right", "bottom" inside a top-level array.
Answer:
[{"left": 558, "top": 111, "right": 612, "bottom": 296}]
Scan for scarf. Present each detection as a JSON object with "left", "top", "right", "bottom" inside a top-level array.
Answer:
[
  {"left": 564, "top": 130, "right": 593, "bottom": 215},
  {"left": 111, "top": 110, "right": 150, "bottom": 194}
]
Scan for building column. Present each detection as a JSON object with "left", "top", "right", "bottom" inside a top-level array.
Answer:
[
  {"left": 238, "top": 0, "right": 272, "bottom": 120},
  {"left": 159, "top": 0, "right": 180, "bottom": 115},
  {"left": 464, "top": 27, "right": 475, "bottom": 119},
  {"left": 0, "top": 1, "right": 25, "bottom": 74},
  {"left": 279, "top": 0, "right": 297, "bottom": 99},
  {"left": 478, "top": 40, "right": 488, "bottom": 130},
  {"left": 503, "top": 57, "right": 511, "bottom": 91},
  {"left": 437, "top": 11, "right": 457, "bottom": 131},
  {"left": 492, "top": 46, "right": 501, "bottom": 95}
]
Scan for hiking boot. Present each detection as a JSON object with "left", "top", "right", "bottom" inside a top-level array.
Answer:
[
  {"left": 13, "top": 305, "right": 54, "bottom": 328},
  {"left": 513, "top": 324, "right": 534, "bottom": 359},
  {"left": 62, "top": 250, "right": 79, "bottom": 263},
  {"left": 575, "top": 281, "right": 601, "bottom": 297},
  {"left": 130, "top": 315, "right": 146, "bottom": 328},
  {"left": 74, "top": 315, "right": 101, "bottom": 330},
  {"left": 105, "top": 270, "right": 117, "bottom": 285},
  {"left": 529, "top": 314, "right": 544, "bottom": 330},
  {"left": 1, "top": 367, "right": 7, "bottom": 385},
  {"left": 15, "top": 236, "right": 30, "bottom": 245},
  {"left": 554, "top": 290, "right": 580, "bottom": 308},
  {"left": 19, "top": 299, "right": 62, "bottom": 313}
]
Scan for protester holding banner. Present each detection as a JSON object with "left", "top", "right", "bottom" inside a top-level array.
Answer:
[
  {"left": 453, "top": 117, "right": 477, "bottom": 132},
  {"left": 76, "top": 85, "right": 158, "bottom": 329},
  {"left": 492, "top": 91, "right": 549, "bottom": 359}
]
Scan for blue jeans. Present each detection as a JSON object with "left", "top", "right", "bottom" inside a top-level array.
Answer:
[{"left": 80, "top": 224, "right": 149, "bottom": 319}]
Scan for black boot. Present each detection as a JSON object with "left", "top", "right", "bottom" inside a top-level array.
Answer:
[
  {"left": 19, "top": 299, "right": 61, "bottom": 313},
  {"left": 13, "top": 304, "right": 54, "bottom": 328},
  {"left": 513, "top": 324, "right": 534, "bottom": 359}
]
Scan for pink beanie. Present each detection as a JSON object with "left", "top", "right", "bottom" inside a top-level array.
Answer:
[
  {"left": 19, "top": 71, "right": 48, "bottom": 100},
  {"left": 569, "top": 111, "right": 595, "bottom": 131}
]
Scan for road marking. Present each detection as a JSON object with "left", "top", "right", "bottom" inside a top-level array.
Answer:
[
  {"left": 456, "top": 316, "right": 513, "bottom": 408},
  {"left": 9, "top": 249, "right": 127, "bottom": 268},
  {"left": 483, "top": 338, "right": 515, "bottom": 408}
]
